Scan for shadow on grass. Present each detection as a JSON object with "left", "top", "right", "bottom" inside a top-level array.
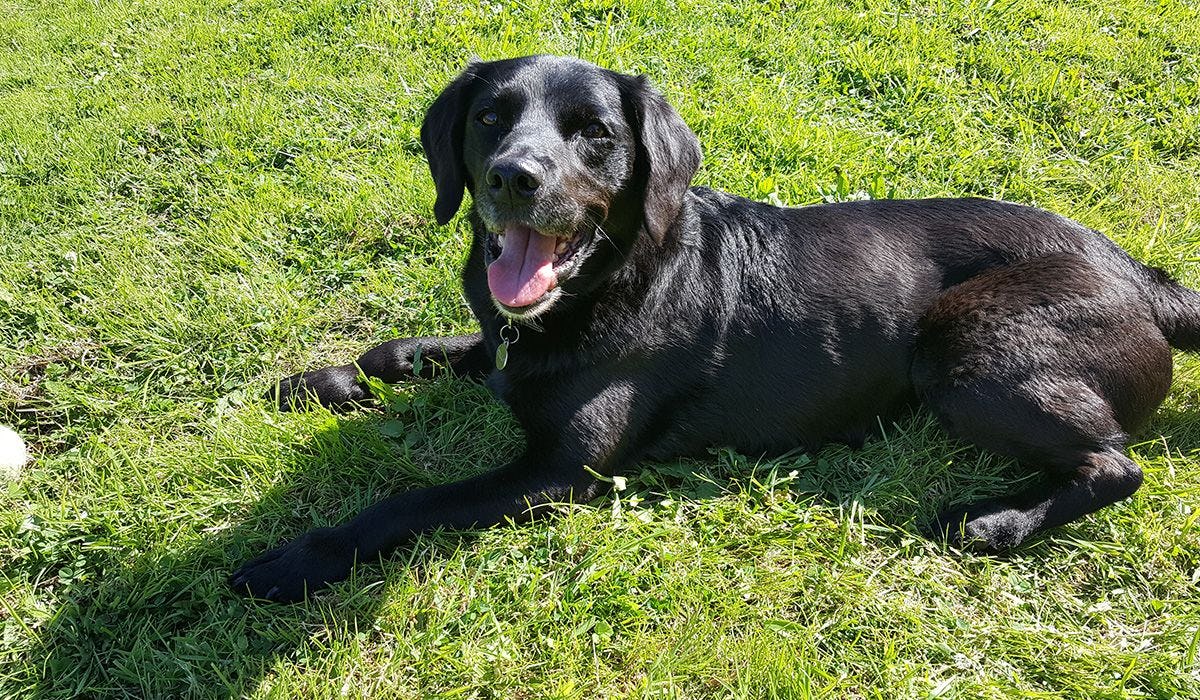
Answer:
[
  {"left": 21, "top": 381, "right": 1198, "bottom": 698},
  {"left": 20, "top": 403, "right": 494, "bottom": 699},
  {"left": 1142, "top": 402, "right": 1200, "bottom": 458}
]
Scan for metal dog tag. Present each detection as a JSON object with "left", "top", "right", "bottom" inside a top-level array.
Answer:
[
  {"left": 495, "top": 321, "right": 519, "bottom": 370},
  {"left": 495, "top": 341, "right": 509, "bottom": 370}
]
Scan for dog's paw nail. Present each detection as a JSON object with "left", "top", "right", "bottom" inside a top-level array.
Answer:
[{"left": 266, "top": 586, "right": 281, "bottom": 599}]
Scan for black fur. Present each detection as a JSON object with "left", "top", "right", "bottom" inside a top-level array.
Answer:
[{"left": 232, "top": 56, "right": 1200, "bottom": 602}]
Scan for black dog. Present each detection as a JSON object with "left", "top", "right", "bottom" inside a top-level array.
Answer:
[{"left": 231, "top": 55, "right": 1200, "bottom": 602}]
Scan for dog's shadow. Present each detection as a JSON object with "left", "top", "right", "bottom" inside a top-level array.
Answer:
[
  {"left": 23, "top": 376, "right": 1198, "bottom": 698},
  {"left": 23, "top": 379, "right": 515, "bottom": 699},
  {"left": 23, "top": 491, "right": 387, "bottom": 699}
]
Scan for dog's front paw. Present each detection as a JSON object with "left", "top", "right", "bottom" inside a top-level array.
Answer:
[
  {"left": 229, "top": 527, "right": 358, "bottom": 603},
  {"left": 927, "top": 503, "right": 1029, "bottom": 552},
  {"left": 269, "top": 364, "right": 368, "bottom": 412}
]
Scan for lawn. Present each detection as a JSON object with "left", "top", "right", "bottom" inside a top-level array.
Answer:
[{"left": 2, "top": 0, "right": 1199, "bottom": 697}]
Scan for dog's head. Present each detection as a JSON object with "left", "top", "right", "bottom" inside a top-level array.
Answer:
[{"left": 421, "top": 55, "right": 700, "bottom": 319}]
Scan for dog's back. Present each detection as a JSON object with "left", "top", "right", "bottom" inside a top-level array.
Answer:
[{"left": 649, "top": 192, "right": 1199, "bottom": 454}]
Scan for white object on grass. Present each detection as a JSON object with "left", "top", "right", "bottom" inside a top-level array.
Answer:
[{"left": 0, "top": 425, "right": 27, "bottom": 480}]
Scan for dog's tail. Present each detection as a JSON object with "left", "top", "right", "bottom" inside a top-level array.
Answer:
[{"left": 1143, "top": 266, "right": 1200, "bottom": 352}]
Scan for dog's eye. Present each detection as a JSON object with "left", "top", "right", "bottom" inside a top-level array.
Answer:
[
  {"left": 477, "top": 109, "right": 499, "bottom": 126},
  {"left": 581, "top": 122, "right": 608, "bottom": 139}
]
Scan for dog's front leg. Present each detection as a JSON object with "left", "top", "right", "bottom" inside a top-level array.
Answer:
[
  {"left": 228, "top": 452, "right": 606, "bottom": 602},
  {"left": 271, "top": 333, "right": 490, "bottom": 410}
]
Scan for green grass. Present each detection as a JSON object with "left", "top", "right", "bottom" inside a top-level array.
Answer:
[{"left": 2, "top": 0, "right": 1200, "bottom": 697}]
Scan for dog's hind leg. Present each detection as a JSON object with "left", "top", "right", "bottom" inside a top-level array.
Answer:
[
  {"left": 927, "top": 440, "right": 1144, "bottom": 550},
  {"left": 911, "top": 254, "right": 1174, "bottom": 550}
]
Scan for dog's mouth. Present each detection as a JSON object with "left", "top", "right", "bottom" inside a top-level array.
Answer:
[{"left": 485, "top": 223, "right": 590, "bottom": 312}]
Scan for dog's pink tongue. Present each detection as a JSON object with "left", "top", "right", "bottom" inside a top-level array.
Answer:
[{"left": 487, "top": 224, "right": 558, "bottom": 307}]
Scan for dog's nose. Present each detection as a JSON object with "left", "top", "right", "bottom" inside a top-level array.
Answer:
[{"left": 485, "top": 161, "right": 542, "bottom": 203}]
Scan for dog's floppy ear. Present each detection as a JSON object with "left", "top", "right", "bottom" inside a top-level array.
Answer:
[
  {"left": 620, "top": 74, "right": 701, "bottom": 244},
  {"left": 421, "top": 65, "right": 480, "bottom": 225}
]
